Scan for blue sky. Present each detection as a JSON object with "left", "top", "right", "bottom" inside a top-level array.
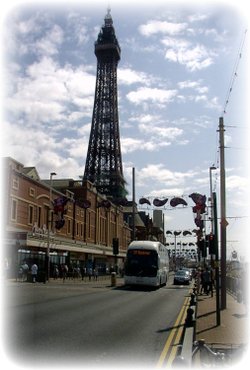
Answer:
[{"left": 1, "top": 0, "right": 249, "bottom": 259}]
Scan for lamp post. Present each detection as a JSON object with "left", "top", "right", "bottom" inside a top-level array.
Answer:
[
  {"left": 209, "top": 166, "right": 217, "bottom": 233},
  {"left": 46, "top": 172, "right": 56, "bottom": 282}
]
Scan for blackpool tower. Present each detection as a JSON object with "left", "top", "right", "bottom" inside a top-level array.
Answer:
[{"left": 83, "top": 9, "right": 126, "bottom": 200}]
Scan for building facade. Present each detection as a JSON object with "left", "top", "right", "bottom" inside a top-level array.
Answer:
[{"left": 3, "top": 157, "right": 131, "bottom": 278}]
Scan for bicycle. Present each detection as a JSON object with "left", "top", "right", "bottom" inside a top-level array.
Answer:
[
  {"left": 172, "top": 339, "right": 228, "bottom": 367},
  {"left": 192, "top": 339, "right": 226, "bottom": 367}
]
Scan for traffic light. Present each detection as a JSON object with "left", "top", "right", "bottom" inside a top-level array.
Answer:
[
  {"left": 198, "top": 239, "right": 207, "bottom": 258},
  {"left": 208, "top": 233, "right": 216, "bottom": 254},
  {"left": 112, "top": 238, "right": 119, "bottom": 255}
]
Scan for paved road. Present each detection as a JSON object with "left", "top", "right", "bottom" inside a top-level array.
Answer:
[{"left": 4, "top": 278, "right": 190, "bottom": 368}]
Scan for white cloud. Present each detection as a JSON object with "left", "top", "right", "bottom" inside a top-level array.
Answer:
[
  {"left": 126, "top": 87, "right": 177, "bottom": 105},
  {"left": 138, "top": 123, "right": 183, "bottom": 140},
  {"left": 138, "top": 20, "right": 187, "bottom": 36},
  {"left": 226, "top": 175, "right": 249, "bottom": 191},
  {"left": 6, "top": 56, "right": 95, "bottom": 126},
  {"left": 165, "top": 43, "right": 214, "bottom": 71},
  {"left": 136, "top": 164, "right": 197, "bottom": 188},
  {"left": 118, "top": 68, "right": 150, "bottom": 85},
  {"left": 121, "top": 137, "right": 167, "bottom": 154},
  {"left": 178, "top": 79, "right": 208, "bottom": 94},
  {"left": 35, "top": 24, "right": 64, "bottom": 56}
]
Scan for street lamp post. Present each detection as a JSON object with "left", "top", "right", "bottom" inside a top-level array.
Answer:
[
  {"left": 46, "top": 172, "right": 56, "bottom": 282},
  {"left": 209, "top": 166, "right": 217, "bottom": 233}
]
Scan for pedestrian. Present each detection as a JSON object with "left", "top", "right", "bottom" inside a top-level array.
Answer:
[
  {"left": 196, "top": 268, "right": 202, "bottom": 294},
  {"left": 94, "top": 268, "right": 98, "bottom": 281},
  {"left": 202, "top": 267, "right": 211, "bottom": 295},
  {"left": 53, "top": 265, "right": 59, "bottom": 279},
  {"left": 31, "top": 263, "right": 38, "bottom": 283},
  {"left": 62, "top": 264, "right": 68, "bottom": 282},
  {"left": 21, "top": 261, "right": 29, "bottom": 282},
  {"left": 82, "top": 267, "right": 87, "bottom": 281},
  {"left": 87, "top": 267, "right": 92, "bottom": 281}
]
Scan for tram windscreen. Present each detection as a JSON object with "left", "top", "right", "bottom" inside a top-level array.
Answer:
[{"left": 125, "top": 249, "right": 158, "bottom": 277}]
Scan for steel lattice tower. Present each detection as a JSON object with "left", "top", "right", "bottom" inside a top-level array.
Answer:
[{"left": 83, "top": 9, "right": 126, "bottom": 200}]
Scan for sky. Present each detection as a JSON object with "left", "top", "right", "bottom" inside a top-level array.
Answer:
[{"left": 1, "top": 0, "right": 249, "bottom": 260}]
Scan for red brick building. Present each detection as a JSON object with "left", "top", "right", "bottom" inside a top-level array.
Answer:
[{"left": 3, "top": 157, "right": 131, "bottom": 278}]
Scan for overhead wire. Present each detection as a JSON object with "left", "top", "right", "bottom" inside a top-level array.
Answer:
[
  {"left": 212, "top": 28, "right": 247, "bottom": 193},
  {"left": 222, "top": 29, "right": 247, "bottom": 116}
]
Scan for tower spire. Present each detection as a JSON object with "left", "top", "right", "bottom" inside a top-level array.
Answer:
[
  {"left": 104, "top": 5, "right": 113, "bottom": 26},
  {"left": 83, "top": 11, "right": 126, "bottom": 200}
]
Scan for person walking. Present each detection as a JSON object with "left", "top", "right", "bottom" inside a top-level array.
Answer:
[
  {"left": 94, "top": 268, "right": 98, "bottom": 281},
  {"left": 31, "top": 263, "right": 38, "bottom": 283},
  {"left": 202, "top": 267, "right": 211, "bottom": 295},
  {"left": 21, "top": 261, "right": 29, "bottom": 282}
]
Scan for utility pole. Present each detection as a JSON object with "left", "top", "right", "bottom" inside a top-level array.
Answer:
[
  {"left": 132, "top": 167, "right": 136, "bottom": 241},
  {"left": 46, "top": 172, "right": 56, "bottom": 282},
  {"left": 213, "top": 192, "right": 221, "bottom": 325},
  {"left": 219, "top": 117, "right": 227, "bottom": 309}
]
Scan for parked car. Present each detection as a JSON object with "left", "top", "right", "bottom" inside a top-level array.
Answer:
[
  {"left": 173, "top": 269, "right": 190, "bottom": 285},
  {"left": 180, "top": 268, "right": 192, "bottom": 281}
]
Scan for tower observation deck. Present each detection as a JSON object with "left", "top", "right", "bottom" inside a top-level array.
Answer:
[{"left": 83, "top": 9, "right": 126, "bottom": 200}]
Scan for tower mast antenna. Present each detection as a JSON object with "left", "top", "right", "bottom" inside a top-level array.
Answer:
[{"left": 83, "top": 11, "right": 127, "bottom": 200}]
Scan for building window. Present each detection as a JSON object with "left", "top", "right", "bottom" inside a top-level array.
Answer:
[
  {"left": 67, "top": 219, "right": 71, "bottom": 234},
  {"left": 37, "top": 206, "right": 42, "bottom": 228},
  {"left": 28, "top": 205, "right": 34, "bottom": 225},
  {"left": 29, "top": 187, "right": 35, "bottom": 197},
  {"left": 11, "top": 199, "right": 17, "bottom": 221},
  {"left": 12, "top": 177, "right": 19, "bottom": 190}
]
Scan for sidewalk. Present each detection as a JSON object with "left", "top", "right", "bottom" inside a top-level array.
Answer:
[{"left": 195, "top": 291, "right": 249, "bottom": 366}]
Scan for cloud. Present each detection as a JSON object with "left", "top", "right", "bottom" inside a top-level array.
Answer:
[
  {"left": 121, "top": 137, "right": 167, "bottom": 154},
  {"left": 118, "top": 67, "right": 150, "bottom": 85},
  {"left": 6, "top": 56, "right": 95, "bottom": 126},
  {"left": 66, "top": 12, "right": 90, "bottom": 45},
  {"left": 226, "top": 175, "right": 249, "bottom": 191},
  {"left": 138, "top": 20, "right": 187, "bottom": 36},
  {"left": 138, "top": 123, "right": 183, "bottom": 140},
  {"left": 2, "top": 120, "right": 86, "bottom": 178},
  {"left": 136, "top": 163, "right": 197, "bottom": 189},
  {"left": 178, "top": 79, "right": 208, "bottom": 94},
  {"left": 34, "top": 24, "right": 64, "bottom": 56},
  {"left": 165, "top": 43, "right": 214, "bottom": 71},
  {"left": 126, "top": 87, "right": 177, "bottom": 106}
]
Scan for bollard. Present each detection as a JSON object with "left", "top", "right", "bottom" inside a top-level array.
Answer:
[
  {"left": 111, "top": 272, "right": 116, "bottom": 287},
  {"left": 185, "top": 307, "right": 194, "bottom": 327},
  {"left": 190, "top": 293, "right": 196, "bottom": 306}
]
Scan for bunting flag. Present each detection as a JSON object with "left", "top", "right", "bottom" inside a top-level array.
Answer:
[
  {"left": 189, "top": 193, "right": 206, "bottom": 205},
  {"left": 166, "top": 230, "right": 172, "bottom": 235},
  {"left": 114, "top": 198, "right": 130, "bottom": 206},
  {"left": 153, "top": 198, "right": 168, "bottom": 207},
  {"left": 183, "top": 230, "right": 192, "bottom": 236},
  {"left": 97, "top": 200, "right": 111, "bottom": 208},
  {"left": 53, "top": 196, "right": 69, "bottom": 214},
  {"left": 192, "top": 204, "right": 206, "bottom": 214},
  {"left": 53, "top": 196, "right": 69, "bottom": 230},
  {"left": 189, "top": 193, "right": 206, "bottom": 231},
  {"left": 55, "top": 219, "right": 65, "bottom": 230},
  {"left": 139, "top": 197, "right": 151, "bottom": 206},
  {"left": 173, "top": 231, "right": 182, "bottom": 236},
  {"left": 194, "top": 217, "right": 204, "bottom": 229},
  {"left": 82, "top": 200, "right": 91, "bottom": 209},
  {"left": 170, "top": 197, "right": 188, "bottom": 207}
]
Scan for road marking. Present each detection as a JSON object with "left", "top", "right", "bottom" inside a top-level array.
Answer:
[
  {"left": 156, "top": 295, "right": 189, "bottom": 367},
  {"left": 166, "top": 304, "right": 187, "bottom": 367}
]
